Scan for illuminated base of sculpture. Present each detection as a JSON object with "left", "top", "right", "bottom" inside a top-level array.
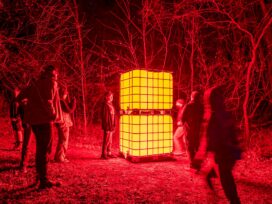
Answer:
[{"left": 119, "top": 152, "right": 175, "bottom": 163}]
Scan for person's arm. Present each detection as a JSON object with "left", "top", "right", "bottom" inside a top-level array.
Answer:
[
  {"left": 61, "top": 98, "right": 76, "bottom": 113},
  {"left": 113, "top": 105, "right": 117, "bottom": 128},
  {"left": 10, "top": 101, "right": 16, "bottom": 119},
  {"left": 180, "top": 104, "right": 189, "bottom": 124},
  {"left": 45, "top": 80, "right": 58, "bottom": 119},
  {"left": 16, "top": 86, "right": 30, "bottom": 102},
  {"left": 101, "top": 103, "right": 106, "bottom": 130},
  {"left": 69, "top": 98, "right": 77, "bottom": 112}
]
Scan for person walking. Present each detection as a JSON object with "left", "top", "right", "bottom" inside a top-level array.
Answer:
[{"left": 194, "top": 86, "right": 241, "bottom": 204}]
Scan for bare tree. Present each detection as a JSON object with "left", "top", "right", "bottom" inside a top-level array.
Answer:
[
  {"left": 0, "top": 0, "right": 89, "bottom": 134},
  {"left": 93, "top": 0, "right": 272, "bottom": 143}
]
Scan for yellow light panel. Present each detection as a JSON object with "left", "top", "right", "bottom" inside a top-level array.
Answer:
[
  {"left": 120, "top": 70, "right": 173, "bottom": 110},
  {"left": 120, "top": 115, "right": 173, "bottom": 157},
  {"left": 120, "top": 70, "right": 173, "bottom": 158}
]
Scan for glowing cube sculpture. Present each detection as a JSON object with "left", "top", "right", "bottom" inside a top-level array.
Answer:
[
  {"left": 120, "top": 70, "right": 173, "bottom": 158},
  {"left": 120, "top": 70, "right": 173, "bottom": 110}
]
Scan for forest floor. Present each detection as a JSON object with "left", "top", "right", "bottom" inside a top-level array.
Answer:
[{"left": 0, "top": 117, "right": 272, "bottom": 204}]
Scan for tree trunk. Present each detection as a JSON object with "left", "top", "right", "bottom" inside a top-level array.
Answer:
[{"left": 73, "top": 0, "right": 87, "bottom": 137}]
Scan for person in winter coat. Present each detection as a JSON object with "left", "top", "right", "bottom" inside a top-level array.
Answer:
[
  {"left": 101, "top": 91, "right": 116, "bottom": 159},
  {"left": 17, "top": 65, "right": 63, "bottom": 189},
  {"left": 181, "top": 91, "right": 204, "bottom": 167},
  {"left": 54, "top": 87, "right": 76, "bottom": 162},
  {"left": 194, "top": 86, "right": 241, "bottom": 204}
]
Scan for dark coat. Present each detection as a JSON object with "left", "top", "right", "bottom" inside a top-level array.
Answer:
[
  {"left": 17, "top": 76, "right": 63, "bottom": 125},
  {"left": 181, "top": 100, "right": 204, "bottom": 144},
  {"left": 10, "top": 98, "right": 23, "bottom": 119},
  {"left": 207, "top": 110, "right": 241, "bottom": 162},
  {"left": 101, "top": 102, "right": 116, "bottom": 131}
]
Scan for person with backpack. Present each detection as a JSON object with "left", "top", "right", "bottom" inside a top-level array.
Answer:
[{"left": 194, "top": 86, "right": 241, "bottom": 204}]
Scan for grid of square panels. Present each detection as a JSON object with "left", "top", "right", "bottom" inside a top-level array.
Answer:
[
  {"left": 120, "top": 70, "right": 173, "bottom": 110},
  {"left": 120, "top": 115, "right": 173, "bottom": 157}
]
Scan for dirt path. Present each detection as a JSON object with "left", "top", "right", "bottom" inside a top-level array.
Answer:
[{"left": 0, "top": 123, "right": 272, "bottom": 203}]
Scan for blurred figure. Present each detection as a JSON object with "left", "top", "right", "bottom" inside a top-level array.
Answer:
[
  {"left": 194, "top": 86, "right": 241, "bottom": 204},
  {"left": 101, "top": 91, "right": 116, "bottom": 159},
  {"left": 10, "top": 87, "right": 23, "bottom": 150},
  {"left": 54, "top": 87, "right": 76, "bottom": 162},
  {"left": 173, "top": 98, "right": 187, "bottom": 156},
  {"left": 18, "top": 98, "right": 32, "bottom": 173},
  {"left": 181, "top": 91, "right": 204, "bottom": 167},
  {"left": 17, "top": 65, "right": 62, "bottom": 189}
]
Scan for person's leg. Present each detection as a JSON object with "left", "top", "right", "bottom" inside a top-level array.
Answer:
[
  {"left": 218, "top": 160, "right": 240, "bottom": 204},
  {"left": 32, "top": 123, "right": 53, "bottom": 185},
  {"left": 19, "top": 123, "right": 32, "bottom": 169},
  {"left": 101, "top": 130, "right": 107, "bottom": 158},
  {"left": 12, "top": 120, "right": 23, "bottom": 149},
  {"left": 54, "top": 123, "right": 63, "bottom": 161},
  {"left": 106, "top": 131, "right": 113, "bottom": 156},
  {"left": 173, "top": 127, "right": 183, "bottom": 154},
  {"left": 55, "top": 123, "right": 69, "bottom": 162},
  {"left": 206, "top": 167, "right": 217, "bottom": 190},
  {"left": 14, "top": 130, "right": 23, "bottom": 149},
  {"left": 188, "top": 132, "right": 201, "bottom": 166},
  {"left": 187, "top": 141, "right": 194, "bottom": 165},
  {"left": 182, "top": 133, "right": 188, "bottom": 155},
  {"left": 62, "top": 126, "right": 70, "bottom": 160}
]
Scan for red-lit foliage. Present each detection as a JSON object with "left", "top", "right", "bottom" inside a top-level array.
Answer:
[
  {"left": 1, "top": 0, "right": 272, "bottom": 140},
  {"left": 88, "top": 0, "right": 272, "bottom": 140},
  {"left": 0, "top": 0, "right": 89, "bottom": 133}
]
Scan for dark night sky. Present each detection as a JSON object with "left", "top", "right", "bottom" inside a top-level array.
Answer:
[{"left": 77, "top": 0, "right": 116, "bottom": 22}]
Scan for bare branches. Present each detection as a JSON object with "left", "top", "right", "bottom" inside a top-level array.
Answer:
[{"left": 1, "top": 0, "right": 272, "bottom": 135}]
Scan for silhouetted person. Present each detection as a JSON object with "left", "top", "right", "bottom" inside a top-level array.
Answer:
[
  {"left": 10, "top": 87, "right": 23, "bottom": 149},
  {"left": 195, "top": 86, "right": 241, "bottom": 204},
  {"left": 54, "top": 87, "right": 76, "bottom": 162},
  {"left": 101, "top": 91, "right": 116, "bottom": 159},
  {"left": 17, "top": 65, "right": 62, "bottom": 189},
  {"left": 173, "top": 98, "right": 187, "bottom": 156},
  {"left": 18, "top": 98, "right": 32, "bottom": 173},
  {"left": 181, "top": 91, "right": 204, "bottom": 167}
]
